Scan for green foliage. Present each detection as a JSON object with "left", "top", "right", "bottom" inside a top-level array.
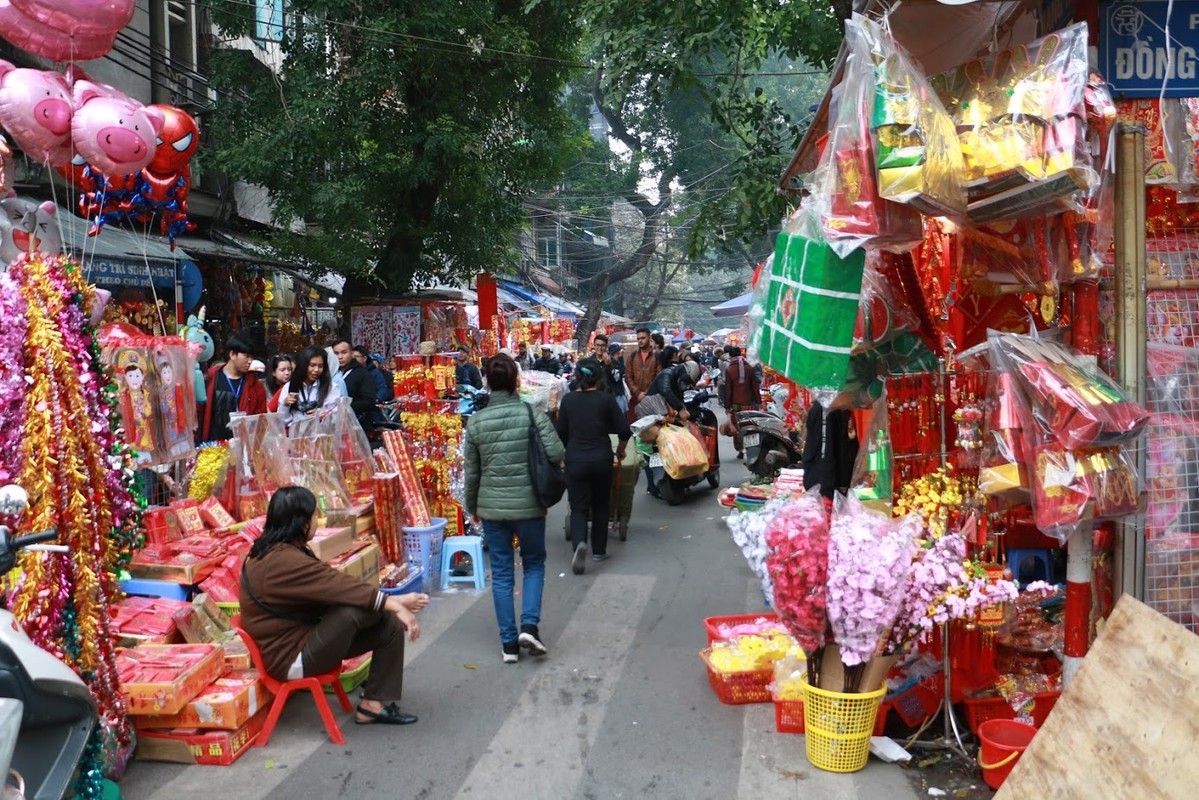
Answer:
[{"left": 205, "top": 0, "right": 585, "bottom": 294}]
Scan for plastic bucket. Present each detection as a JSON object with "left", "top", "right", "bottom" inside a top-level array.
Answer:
[{"left": 978, "top": 719, "right": 1036, "bottom": 790}]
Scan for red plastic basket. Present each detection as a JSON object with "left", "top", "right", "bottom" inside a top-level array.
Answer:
[
  {"left": 700, "top": 649, "right": 772, "bottom": 705},
  {"left": 962, "top": 690, "right": 1060, "bottom": 734},
  {"left": 773, "top": 695, "right": 806, "bottom": 733},
  {"left": 702, "top": 613, "right": 783, "bottom": 645}
]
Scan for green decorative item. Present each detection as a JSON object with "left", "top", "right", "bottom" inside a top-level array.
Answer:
[{"left": 756, "top": 231, "right": 866, "bottom": 392}]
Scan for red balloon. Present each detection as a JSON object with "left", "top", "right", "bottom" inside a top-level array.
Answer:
[{"left": 144, "top": 104, "right": 198, "bottom": 179}]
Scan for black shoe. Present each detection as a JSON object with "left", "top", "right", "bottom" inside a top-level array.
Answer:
[
  {"left": 735, "top": 451, "right": 744, "bottom": 460},
  {"left": 355, "top": 702, "right": 418, "bottom": 725},
  {"left": 518, "top": 625, "right": 548, "bottom": 656},
  {"left": 572, "top": 542, "right": 587, "bottom": 574},
  {"left": 502, "top": 640, "right": 520, "bottom": 664}
]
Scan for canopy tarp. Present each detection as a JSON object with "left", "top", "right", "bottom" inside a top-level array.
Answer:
[{"left": 709, "top": 292, "right": 753, "bottom": 318}]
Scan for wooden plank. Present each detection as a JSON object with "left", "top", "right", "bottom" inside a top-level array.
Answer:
[{"left": 996, "top": 595, "right": 1199, "bottom": 799}]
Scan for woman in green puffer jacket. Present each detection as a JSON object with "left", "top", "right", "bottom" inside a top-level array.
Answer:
[{"left": 465, "top": 353, "right": 565, "bottom": 664}]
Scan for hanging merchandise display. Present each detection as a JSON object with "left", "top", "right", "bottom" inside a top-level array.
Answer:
[{"left": 0, "top": 253, "right": 144, "bottom": 796}]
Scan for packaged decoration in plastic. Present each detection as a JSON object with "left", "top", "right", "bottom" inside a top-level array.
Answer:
[
  {"left": 978, "top": 372, "right": 1036, "bottom": 505},
  {"left": 931, "top": 22, "right": 1095, "bottom": 222},
  {"left": 852, "top": 397, "right": 893, "bottom": 509},
  {"left": 1032, "top": 443, "right": 1143, "bottom": 536},
  {"left": 100, "top": 330, "right": 199, "bottom": 466},
  {"left": 656, "top": 424, "right": 709, "bottom": 480},
  {"left": 989, "top": 332, "right": 1150, "bottom": 449},
  {"left": 816, "top": 43, "right": 922, "bottom": 255},
  {"left": 847, "top": 14, "right": 965, "bottom": 217}
]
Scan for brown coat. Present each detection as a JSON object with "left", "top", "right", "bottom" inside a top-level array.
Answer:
[
  {"left": 724, "top": 357, "right": 760, "bottom": 406},
  {"left": 625, "top": 348, "right": 660, "bottom": 400},
  {"left": 239, "top": 542, "right": 384, "bottom": 680}
]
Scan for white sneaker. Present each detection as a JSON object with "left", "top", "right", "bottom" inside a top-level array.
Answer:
[
  {"left": 502, "top": 642, "right": 519, "bottom": 664},
  {"left": 518, "top": 626, "right": 548, "bottom": 656}
]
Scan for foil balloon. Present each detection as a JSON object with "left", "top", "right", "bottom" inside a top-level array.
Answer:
[
  {"left": 0, "top": 60, "right": 73, "bottom": 165},
  {"left": 29, "top": 200, "right": 62, "bottom": 254},
  {"left": 0, "top": 195, "right": 61, "bottom": 258},
  {"left": 138, "top": 104, "right": 198, "bottom": 244},
  {"left": 71, "top": 80, "right": 162, "bottom": 176},
  {"left": 0, "top": 0, "right": 117, "bottom": 61},
  {"left": 11, "top": 0, "right": 134, "bottom": 35}
]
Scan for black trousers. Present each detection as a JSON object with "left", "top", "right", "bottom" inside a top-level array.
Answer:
[
  {"left": 301, "top": 605, "right": 405, "bottom": 702},
  {"left": 566, "top": 457, "right": 614, "bottom": 556}
]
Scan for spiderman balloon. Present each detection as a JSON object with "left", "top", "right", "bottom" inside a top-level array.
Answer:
[{"left": 133, "top": 104, "right": 199, "bottom": 246}]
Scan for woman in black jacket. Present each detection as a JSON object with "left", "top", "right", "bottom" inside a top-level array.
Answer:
[{"left": 556, "top": 358, "right": 631, "bottom": 575}]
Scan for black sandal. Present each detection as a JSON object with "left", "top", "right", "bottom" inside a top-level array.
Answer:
[{"left": 355, "top": 702, "right": 418, "bottom": 725}]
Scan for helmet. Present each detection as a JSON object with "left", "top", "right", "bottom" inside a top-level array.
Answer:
[{"left": 683, "top": 360, "right": 701, "bottom": 384}]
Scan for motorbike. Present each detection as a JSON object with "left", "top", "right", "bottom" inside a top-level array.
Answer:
[
  {"left": 644, "top": 389, "right": 721, "bottom": 505},
  {"left": 734, "top": 409, "right": 804, "bottom": 478},
  {"left": 0, "top": 485, "right": 95, "bottom": 800}
]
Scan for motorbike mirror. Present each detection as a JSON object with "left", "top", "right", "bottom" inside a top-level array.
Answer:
[{"left": 0, "top": 485, "right": 28, "bottom": 517}]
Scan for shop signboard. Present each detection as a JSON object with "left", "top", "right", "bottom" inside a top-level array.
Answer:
[
  {"left": 1101, "top": 0, "right": 1199, "bottom": 97},
  {"left": 84, "top": 258, "right": 178, "bottom": 289}
]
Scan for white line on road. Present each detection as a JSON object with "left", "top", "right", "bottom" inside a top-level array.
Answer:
[{"left": 453, "top": 574, "right": 655, "bottom": 800}]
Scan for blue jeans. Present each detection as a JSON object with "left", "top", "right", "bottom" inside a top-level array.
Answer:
[{"left": 481, "top": 517, "right": 547, "bottom": 646}]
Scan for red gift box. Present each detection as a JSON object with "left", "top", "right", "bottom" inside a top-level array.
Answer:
[
  {"left": 134, "top": 706, "right": 269, "bottom": 765},
  {"left": 111, "top": 597, "right": 190, "bottom": 644},
  {"left": 117, "top": 643, "right": 226, "bottom": 715},
  {"left": 143, "top": 507, "right": 182, "bottom": 546},
  {"left": 199, "top": 498, "right": 237, "bottom": 529},
  {"left": 171, "top": 499, "right": 207, "bottom": 537},
  {"left": 134, "top": 670, "right": 272, "bottom": 731}
]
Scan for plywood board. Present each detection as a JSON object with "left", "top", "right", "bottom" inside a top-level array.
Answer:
[{"left": 996, "top": 595, "right": 1199, "bottom": 799}]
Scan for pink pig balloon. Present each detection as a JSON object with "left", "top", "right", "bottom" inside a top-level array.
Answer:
[
  {"left": 11, "top": 0, "right": 133, "bottom": 36},
  {"left": 0, "top": 0, "right": 117, "bottom": 61},
  {"left": 71, "top": 80, "right": 163, "bottom": 176},
  {"left": 0, "top": 60, "right": 73, "bottom": 165}
]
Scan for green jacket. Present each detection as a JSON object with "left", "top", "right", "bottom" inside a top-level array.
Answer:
[{"left": 465, "top": 390, "right": 565, "bottom": 520}]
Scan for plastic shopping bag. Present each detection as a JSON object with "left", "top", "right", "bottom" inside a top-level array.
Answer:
[{"left": 656, "top": 424, "right": 709, "bottom": 480}]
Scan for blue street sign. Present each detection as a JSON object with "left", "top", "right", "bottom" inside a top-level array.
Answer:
[{"left": 1101, "top": 1, "right": 1199, "bottom": 97}]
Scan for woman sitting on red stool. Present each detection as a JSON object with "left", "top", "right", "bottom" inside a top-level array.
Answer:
[{"left": 239, "top": 486, "right": 429, "bottom": 725}]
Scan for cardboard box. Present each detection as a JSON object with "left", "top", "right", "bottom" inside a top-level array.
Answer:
[
  {"left": 127, "top": 552, "right": 223, "bottom": 584},
  {"left": 134, "top": 670, "right": 273, "bottom": 731},
  {"left": 355, "top": 514, "right": 376, "bottom": 536},
  {"left": 310, "top": 526, "right": 354, "bottom": 562},
  {"left": 323, "top": 502, "right": 374, "bottom": 529},
  {"left": 134, "top": 706, "right": 268, "bottom": 765},
  {"left": 199, "top": 498, "right": 237, "bottom": 529},
  {"left": 117, "top": 643, "right": 226, "bottom": 715},
  {"left": 329, "top": 540, "right": 381, "bottom": 587}
]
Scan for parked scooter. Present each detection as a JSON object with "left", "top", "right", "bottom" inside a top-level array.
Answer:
[
  {"left": 644, "top": 389, "right": 721, "bottom": 505},
  {"left": 0, "top": 484, "right": 95, "bottom": 800},
  {"left": 735, "top": 410, "right": 804, "bottom": 478}
]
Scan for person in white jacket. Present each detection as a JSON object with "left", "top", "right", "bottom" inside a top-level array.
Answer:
[{"left": 276, "top": 345, "right": 343, "bottom": 424}]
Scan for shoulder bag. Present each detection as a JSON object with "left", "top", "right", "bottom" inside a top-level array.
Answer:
[{"left": 525, "top": 403, "right": 566, "bottom": 507}]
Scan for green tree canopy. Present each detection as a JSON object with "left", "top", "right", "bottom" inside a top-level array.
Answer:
[{"left": 205, "top": 0, "right": 586, "bottom": 297}]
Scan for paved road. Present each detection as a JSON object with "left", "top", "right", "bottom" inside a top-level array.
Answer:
[{"left": 121, "top": 428, "right": 924, "bottom": 800}]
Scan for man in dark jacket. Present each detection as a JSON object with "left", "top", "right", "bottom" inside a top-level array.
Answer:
[
  {"left": 333, "top": 339, "right": 379, "bottom": 434},
  {"left": 354, "top": 345, "right": 392, "bottom": 402},
  {"left": 200, "top": 334, "right": 268, "bottom": 442},
  {"left": 455, "top": 345, "right": 483, "bottom": 389},
  {"left": 723, "top": 346, "right": 761, "bottom": 458},
  {"left": 532, "top": 345, "right": 561, "bottom": 374}
]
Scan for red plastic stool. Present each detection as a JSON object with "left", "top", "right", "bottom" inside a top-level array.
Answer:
[{"left": 231, "top": 616, "right": 354, "bottom": 746}]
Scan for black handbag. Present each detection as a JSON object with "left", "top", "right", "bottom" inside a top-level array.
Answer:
[{"left": 525, "top": 404, "right": 566, "bottom": 507}]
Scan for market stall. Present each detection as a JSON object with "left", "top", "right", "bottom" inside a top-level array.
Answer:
[{"left": 701, "top": 6, "right": 1153, "bottom": 784}]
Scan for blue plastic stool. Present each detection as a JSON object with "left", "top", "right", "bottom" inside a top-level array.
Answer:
[
  {"left": 440, "top": 535, "right": 487, "bottom": 591},
  {"left": 1008, "top": 548, "right": 1051, "bottom": 584}
]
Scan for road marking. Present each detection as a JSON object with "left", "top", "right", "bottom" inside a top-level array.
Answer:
[
  {"left": 453, "top": 574, "right": 655, "bottom": 800},
  {"left": 123, "top": 589, "right": 488, "bottom": 799}
]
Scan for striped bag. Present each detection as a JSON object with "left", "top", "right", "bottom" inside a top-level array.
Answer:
[{"left": 755, "top": 231, "right": 866, "bottom": 392}]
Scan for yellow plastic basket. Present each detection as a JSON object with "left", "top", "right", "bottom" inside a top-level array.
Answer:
[{"left": 800, "top": 677, "right": 886, "bottom": 773}]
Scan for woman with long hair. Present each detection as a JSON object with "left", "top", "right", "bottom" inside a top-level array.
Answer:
[
  {"left": 465, "top": 353, "right": 565, "bottom": 663},
  {"left": 239, "top": 486, "right": 429, "bottom": 725},
  {"left": 275, "top": 345, "right": 342, "bottom": 422},
  {"left": 263, "top": 353, "right": 295, "bottom": 399},
  {"left": 556, "top": 357, "right": 631, "bottom": 574}
]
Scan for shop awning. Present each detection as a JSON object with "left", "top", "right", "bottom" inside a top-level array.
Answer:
[
  {"left": 173, "top": 231, "right": 346, "bottom": 297},
  {"left": 500, "top": 279, "right": 584, "bottom": 318},
  {"left": 52, "top": 208, "right": 197, "bottom": 290},
  {"left": 709, "top": 292, "right": 753, "bottom": 318}
]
